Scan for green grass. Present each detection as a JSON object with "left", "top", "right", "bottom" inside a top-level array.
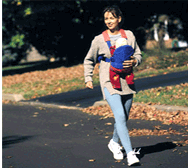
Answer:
[
  {"left": 2, "top": 62, "right": 41, "bottom": 71},
  {"left": 134, "top": 84, "right": 188, "bottom": 107},
  {"left": 134, "top": 48, "right": 188, "bottom": 79},
  {"left": 3, "top": 77, "right": 88, "bottom": 100}
]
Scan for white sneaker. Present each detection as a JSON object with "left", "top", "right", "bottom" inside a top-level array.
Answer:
[
  {"left": 108, "top": 139, "right": 124, "bottom": 160},
  {"left": 127, "top": 149, "right": 141, "bottom": 166}
]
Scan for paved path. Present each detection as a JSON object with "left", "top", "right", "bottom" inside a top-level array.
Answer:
[{"left": 3, "top": 104, "right": 188, "bottom": 168}]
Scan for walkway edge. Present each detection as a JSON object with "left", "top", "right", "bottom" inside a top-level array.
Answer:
[
  {"left": 2, "top": 93, "right": 25, "bottom": 102},
  {"left": 18, "top": 101, "right": 83, "bottom": 110},
  {"left": 3, "top": 93, "right": 188, "bottom": 112}
]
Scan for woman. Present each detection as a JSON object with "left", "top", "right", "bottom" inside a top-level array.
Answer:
[{"left": 84, "top": 5, "right": 142, "bottom": 166}]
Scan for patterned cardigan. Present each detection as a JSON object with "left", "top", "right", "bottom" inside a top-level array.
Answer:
[{"left": 84, "top": 30, "right": 142, "bottom": 100}]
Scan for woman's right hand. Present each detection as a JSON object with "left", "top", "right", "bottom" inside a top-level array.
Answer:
[
  {"left": 86, "top": 81, "right": 93, "bottom": 89},
  {"left": 122, "top": 56, "right": 137, "bottom": 69}
]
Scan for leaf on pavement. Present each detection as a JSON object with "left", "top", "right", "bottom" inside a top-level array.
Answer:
[{"left": 105, "top": 122, "right": 112, "bottom": 125}]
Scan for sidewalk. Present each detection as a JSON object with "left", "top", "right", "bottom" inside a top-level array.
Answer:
[{"left": 2, "top": 104, "right": 188, "bottom": 168}]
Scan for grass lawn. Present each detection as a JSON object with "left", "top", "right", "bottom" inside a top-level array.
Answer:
[{"left": 134, "top": 83, "right": 188, "bottom": 107}]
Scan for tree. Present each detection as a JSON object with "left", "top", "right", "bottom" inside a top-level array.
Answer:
[
  {"left": 3, "top": 0, "right": 188, "bottom": 67},
  {"left": 2, "top": 0, "right": 32, "bottom": 66}
]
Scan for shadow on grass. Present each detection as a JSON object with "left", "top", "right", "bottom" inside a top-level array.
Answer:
[
  {"left": 2, "top": 59, "right": 83, "bottom": 76},
  {"left": 3, "top": 135, "right": 35, "bottom": 148}
]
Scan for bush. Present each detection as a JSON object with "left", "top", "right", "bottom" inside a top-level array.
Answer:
[
  {"left": 2, "top": 45, "right": 28, "bottom": 67},
  {"left": 2, "top": 0, "right": 31, "bottom": 67},
  {"left": 135, "top": 48, "right": 188, "bottom": 72}
]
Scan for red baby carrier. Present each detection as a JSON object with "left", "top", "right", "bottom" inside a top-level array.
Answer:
[{"left": 98, "top": 29, "right": 135, "bottom": 91}]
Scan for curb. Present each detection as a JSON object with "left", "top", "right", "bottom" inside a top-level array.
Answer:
[
  {"left": 2, "top": 93, "right": 25, "bottom": 102},
  {"left": 19, "top": 101, "right": 83, "bottom": 110},
  {"left": 3, "top": 93, "right": 188, "bottom": 112}
]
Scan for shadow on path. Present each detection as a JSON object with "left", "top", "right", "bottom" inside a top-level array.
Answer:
[
  {"left": 136, "top": 141, "right": 177, "bottom": 160},
  {"left": 3, "top": 135, "right": 34, "bottom": 149}
]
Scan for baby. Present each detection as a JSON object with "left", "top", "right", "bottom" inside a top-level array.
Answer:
[{"left": 116, "top": 37, "right": 128, "bottom": 48}]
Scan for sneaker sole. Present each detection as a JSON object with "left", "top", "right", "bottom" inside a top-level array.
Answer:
[{"left": 128, "top": 161, "right": 140, "bottom": 167}]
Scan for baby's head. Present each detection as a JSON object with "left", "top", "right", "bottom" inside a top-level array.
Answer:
[
  {"left": 111, "top": 37, "right": 134, "bottom": 69},
  {"left": 116, "top": 38, "right": 128, "bottom": 48}
]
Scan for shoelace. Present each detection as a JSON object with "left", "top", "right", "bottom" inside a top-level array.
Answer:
[{"left": 133, "top": 148, "right": 141, "bottom": 155}]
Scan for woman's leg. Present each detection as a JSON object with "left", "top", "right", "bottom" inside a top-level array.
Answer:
[
  {"left": 104, "top": 88, "right": 133, "bottom": 154},
  {"left": 112, "top": 94, "right": 133, "bottom": 144}
]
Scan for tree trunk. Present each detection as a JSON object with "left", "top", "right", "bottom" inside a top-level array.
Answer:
[{"left": 158, "top": 24, "right": 165, "bottom": 49}]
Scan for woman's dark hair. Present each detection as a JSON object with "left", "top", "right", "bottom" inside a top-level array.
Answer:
[{"left": 103, "top": 5, "right": 124, "bottom": 26}]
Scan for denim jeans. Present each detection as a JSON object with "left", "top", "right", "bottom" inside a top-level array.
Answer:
[{"left": 104, "top": 87, "right": 133, "bottom": 154}]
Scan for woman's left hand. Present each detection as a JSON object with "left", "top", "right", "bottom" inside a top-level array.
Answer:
[{"left": 122, "top": 56, "right": 137, "bottom": 69}]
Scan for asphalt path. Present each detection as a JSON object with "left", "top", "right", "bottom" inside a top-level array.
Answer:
[
  {"left": 26, "top": 70, "right": 188, "bottom": 108},
  {"left": 2, "top": 104, "right": 188, "bottom": 168}
]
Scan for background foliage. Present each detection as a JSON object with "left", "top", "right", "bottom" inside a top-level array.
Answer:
[{"left": 2, "top": 0, "right": 188, "bottom": 67}]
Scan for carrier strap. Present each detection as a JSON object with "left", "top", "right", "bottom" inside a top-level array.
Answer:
[
  {"left": 98, "top": 29, "right": 128, "bottom": 62},
  {"left": 102, "top": 29, "right": 127, "bottom": 42}
]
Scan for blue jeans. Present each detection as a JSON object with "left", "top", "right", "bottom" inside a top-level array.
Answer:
[{"left": 104, "top": 87, "right": 133, "bottom": 154}]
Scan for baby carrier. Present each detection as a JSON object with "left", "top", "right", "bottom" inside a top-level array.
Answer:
[{"left": 98, "top": 29, "right": 135, "bottom": 91}]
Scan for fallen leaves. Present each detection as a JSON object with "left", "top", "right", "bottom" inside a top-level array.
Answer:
[
  {"left": 82, "top": 104, "right": 188, "bottom": 126},
  {"left": 130, "top": 105, "right": 188, "bottom": 126},
  {"left": 82, "top": 104, "right": 188, "bottom": 143},
  {"left": 2, "top": 99, "right": 16, "bottom": 104},
  {"left": 5, "top": 156, "right": 13, "bottom": 159},
  {"left": 82, "top": 105, "right": 113, "bottom": 119},
  {"left": 2, "top": 64, "right": 99, "bottom": 87},
  {"left": 105, "top": 122, "right": 113, "bottom": 125},
  {"left": 173, "top": 139, "right": 188, "bottom": 146},
  {"left": 2, "top": 63, "right": 100, "bottom": 99},
  {"left": 129, "top": 128, "right": 182, "bottom": 137},
  {"left": 134, "top": 83, "right": 188, "bottom": 107},
  {"left": 32, "top": 112, "right": 39, "bottom": 117}
]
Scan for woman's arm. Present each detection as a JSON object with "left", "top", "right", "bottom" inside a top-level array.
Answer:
[
  {"left": 132, "top": 32, "right": 142, "bottom": 67},
  {"left": 84, "top": 37, "right": 98, "bottom": 89},
  {"left": 122, "top": 31, "right": 142, "bottom": 69},
  {"left": 133, "top": 40, "right": 142, "bottom": 67}
]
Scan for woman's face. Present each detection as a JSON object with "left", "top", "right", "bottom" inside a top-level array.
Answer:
[{"left": 104, "top": 11, "right": 121, "bottom": 31}]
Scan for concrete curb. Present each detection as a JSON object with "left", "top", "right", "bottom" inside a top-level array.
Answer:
[
  {"left": 18, "top": 101, "right": 83, "bottom": 110},
  {"left": 3, "top": 93, "right": 188, "bottom": 112},
  {"left": 2, "top": 93, "right": 25, "bottom": 102},
  {"left": 150, "top": 104, "right": 188, "bottom": 112}
]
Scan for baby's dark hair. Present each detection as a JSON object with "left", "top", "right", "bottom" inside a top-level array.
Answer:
[{"left": 103, "top": 5, "right": 124, "bottom": 26}]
